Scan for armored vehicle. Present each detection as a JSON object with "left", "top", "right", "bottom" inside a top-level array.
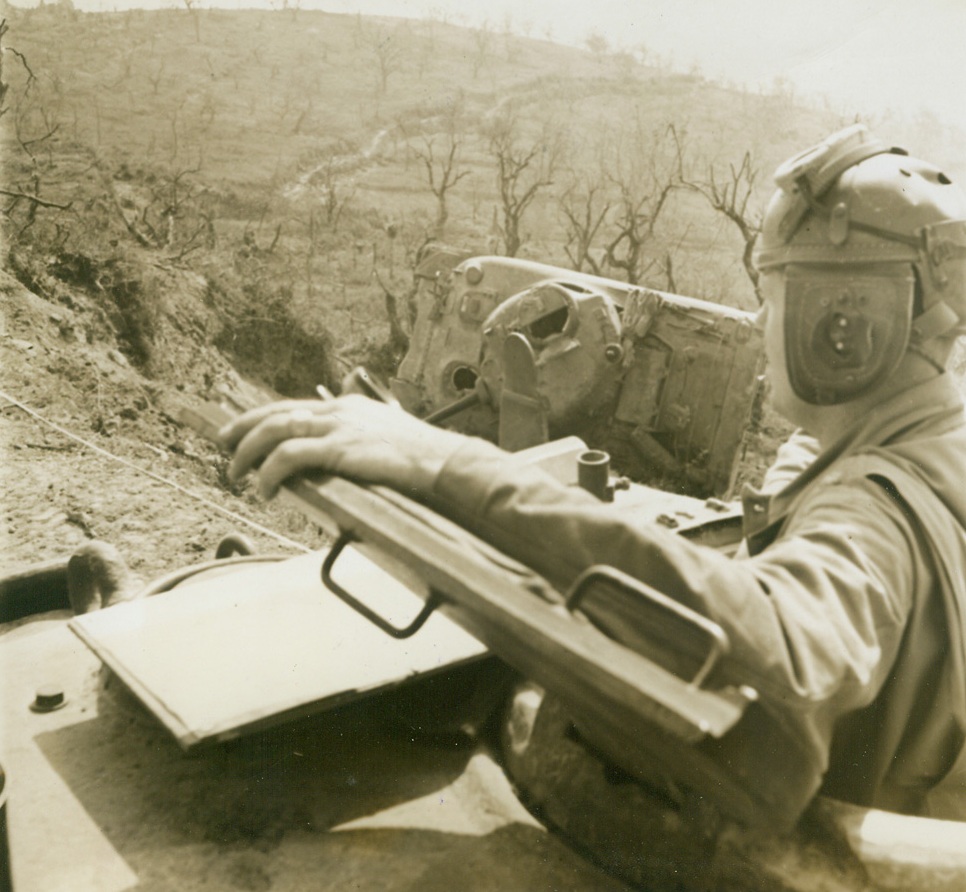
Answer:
[
  {"left": 392, "top": 254, "right": 764, "bottom": 497},
  {"left": 3, "top": 259, "right": 965, "bottom": 891}
]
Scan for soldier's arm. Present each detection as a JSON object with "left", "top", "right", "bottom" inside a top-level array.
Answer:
[
  {"left": 428, "top": 434, "right": 917, "bottom": 738},
  {"left": 220, "top": 396, "right": 916, "bottom": 754}
]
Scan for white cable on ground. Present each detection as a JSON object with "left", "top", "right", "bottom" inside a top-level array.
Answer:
[{"left": 0, "top": 387, "right": 312, "bottom": 553}]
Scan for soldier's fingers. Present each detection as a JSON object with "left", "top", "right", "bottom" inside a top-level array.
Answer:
[
  {"left": 228, "top": 409, "right": 336, "bottom": 482},
  {"left": 217, "top": 400, "right": 326, "bottom": 450},
  {"left": 255, "top": 439, "right": 339, "bottom": 499}
]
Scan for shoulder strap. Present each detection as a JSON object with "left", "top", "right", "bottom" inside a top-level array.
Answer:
[
  {"left": 838, "top": 452, "right": 966, "bottom": 704},
  {"left": 843, "top": 454, "right": 966, "bottom": 802}
]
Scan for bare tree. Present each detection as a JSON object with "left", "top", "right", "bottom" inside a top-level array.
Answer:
[
  {"left": 652, "top": 226, "right": 694, "bottom": 293},
  {"left": 603, "top": 181, "right": 672, "bottom": 284},
  {"left": 410, "top": 103, "right": 471, "bottom": 238},
  {"left": 181, "top": 0, "right": 201, "bottom": 42},
  {"left": 300, "top": 208, "right": 321, "bottom": 302},
  {"left": 371, "top": 234, "right": 437, "bottom": 365},
  {"left": 558, "top": 167, "right": 610, "bottom": 274},
  {"left": 660, "top": 250, "right": 677, "bottom": 293},
  {"left": 1, "top": 20, "right": 73, "bottom": 230},
  {"left": 0, "top": 18, "right": 11, "bottom": 119},
  {"left": 319, "top": 160, "right": 354, "bottom": 231},
  {"left": 684, "top": 151, "right": 762, "bottom": 301},
  {"left": 600, "top": 123, "right": 684, "bottom": 284},
  {"left": 366, "top": 25, "right": 405, "bottom": 95},
  {"left": 373, "top": 265, "right": 413, "bottom": 357},
  {"left": 148, "top": 60, "right": 165, "bottom": 95},
  {"left": 414, "top": 33, "right": 433, "bottom": 80},
  {"left": 485, "top": 105, "right": 561, "bottom": 257},
  {"left": 471, "top": 24, "right": 492, "bottom": 78},
  {"left": 112, "top": 160, "right": 214, "bottom": 259}
]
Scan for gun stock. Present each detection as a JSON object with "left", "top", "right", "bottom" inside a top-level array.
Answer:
[{"left": 181, "top": 401, "right": 815, "bottom": 830}]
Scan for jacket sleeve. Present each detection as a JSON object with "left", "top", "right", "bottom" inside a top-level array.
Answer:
[{"left": 427, "top": 437, "right": 920, "bottom": 761}]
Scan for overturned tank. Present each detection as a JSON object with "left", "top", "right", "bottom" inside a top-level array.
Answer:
[{"left": 392, "top": 254, "right": 765, "bottom": 497}]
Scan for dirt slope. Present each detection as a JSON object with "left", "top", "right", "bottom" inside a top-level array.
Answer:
[
  {"left": 0, "top": 266, "right": 323, "bottom": 582},
  {"left": 0, "top": 267, "right": 643, "bottom": 892}
]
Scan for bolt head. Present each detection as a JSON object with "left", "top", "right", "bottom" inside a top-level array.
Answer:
[
  {"left": 464, "top": 262, "right": 484, "bottom": 286},
  {"left": 31, "top": 686, "right": 66, "bottom": 713},
  {"left": 604, "top": 344, "right": 623, "bottom": 363}
]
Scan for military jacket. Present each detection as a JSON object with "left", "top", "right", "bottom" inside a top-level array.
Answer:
[{"left": 428, "top": 374, "right": 966, "bottom": 820}]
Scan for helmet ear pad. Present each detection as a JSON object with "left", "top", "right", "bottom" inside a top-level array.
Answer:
[{"left": 783, "top": 264, "right": 914, "bottom": 405}]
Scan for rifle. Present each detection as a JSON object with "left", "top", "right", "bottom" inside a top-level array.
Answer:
[{"left": 182, "top": 400, "right": 818, "bottom": 831}]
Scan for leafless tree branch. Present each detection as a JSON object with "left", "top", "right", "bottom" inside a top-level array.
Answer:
[
  {"left": 683, "top": 150, "right": 762, "bottom": 301},
  {"left": 0, "top": 189, "right": 72, "bottom": 210},
  {"left": 486, "top": 106, "right": 561, "bottom": 256}
]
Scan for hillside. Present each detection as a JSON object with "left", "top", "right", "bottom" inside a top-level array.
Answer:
[
  {"left": 0, "top": 3, "right": 858, "bottom": 575},
  {"left": 2, "top": 5, "right": 849, "bottom": 324}
]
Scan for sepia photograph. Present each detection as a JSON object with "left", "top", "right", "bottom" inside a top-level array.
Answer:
[{"left": 2, "top": 1, "right": 966, "bottom": 888}]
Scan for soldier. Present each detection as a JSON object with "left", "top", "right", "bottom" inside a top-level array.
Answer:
[{"left": 219, "top": 125, "right": 966, "bottom": 820}]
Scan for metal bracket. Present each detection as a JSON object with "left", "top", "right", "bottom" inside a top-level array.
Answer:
[
  {"left": 566, "top": 564, "right": 729, "bottom": 688},
  {"left": 498, "top": 332, "right": 549, "bottom": 452},
  {"left": 320, "top": 532, "right": 442, "bottom": 639}
]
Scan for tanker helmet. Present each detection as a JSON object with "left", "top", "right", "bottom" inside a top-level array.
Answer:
[{"left": 755, "top": 124, "right": 966, "bottom": 405}]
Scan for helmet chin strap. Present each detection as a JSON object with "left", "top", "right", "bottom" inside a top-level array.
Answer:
[
  {"left": 910, "top": 300, "right": 961, "bottom": 346},
  {"left": 906, "top": 342, "right": 947, "bottom": 375}
]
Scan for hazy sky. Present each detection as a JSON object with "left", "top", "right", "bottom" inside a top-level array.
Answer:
[{"left": 24, "top": 0, "right": 966, "bottom": 135}]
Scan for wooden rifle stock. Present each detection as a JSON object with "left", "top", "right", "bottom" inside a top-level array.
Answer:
[{"left": 182, "top": 401, "right": 813, "bottom": 830}]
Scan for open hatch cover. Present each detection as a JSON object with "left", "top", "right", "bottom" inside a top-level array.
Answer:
[{"left": 69, "top": 548, "right": 487, "bottom": 749}]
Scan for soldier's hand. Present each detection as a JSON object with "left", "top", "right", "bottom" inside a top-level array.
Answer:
[{"left": 217, "top": 395, "right": 468, "bottom": 499}]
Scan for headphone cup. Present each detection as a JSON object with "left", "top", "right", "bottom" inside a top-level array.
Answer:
[{"left": 783, "top": 267, "right": 914, "bottom": 405}]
